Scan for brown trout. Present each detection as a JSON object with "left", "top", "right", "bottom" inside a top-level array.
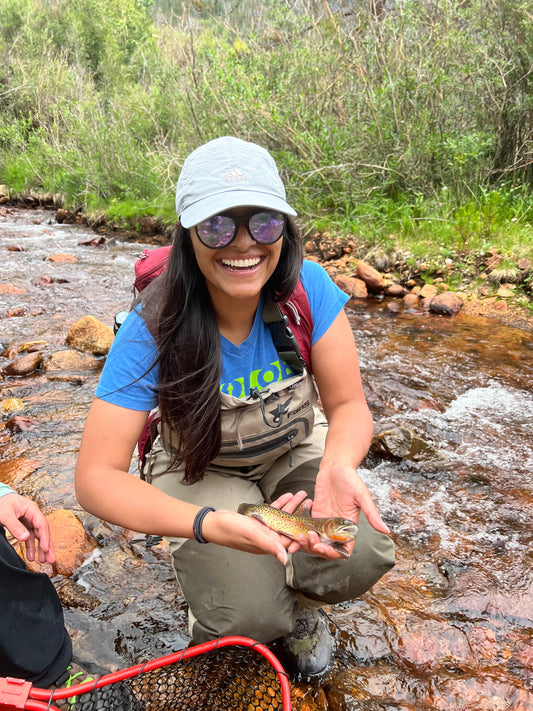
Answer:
[{"left": 238, "top": 503, "right": 358, "bottom": 557}]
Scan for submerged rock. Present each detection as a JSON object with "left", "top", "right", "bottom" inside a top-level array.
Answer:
[{"left": 44, "top": 349, "right": 102, "bottom": 372}]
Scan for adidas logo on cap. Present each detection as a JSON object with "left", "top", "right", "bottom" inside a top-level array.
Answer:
[{"left": 224, "top": 167, "right": 248, "bottom": 183}]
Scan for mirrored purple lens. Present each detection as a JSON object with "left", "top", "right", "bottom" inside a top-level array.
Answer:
[{"left": 249, "top": 212, "right": 285, "bottom": 243}]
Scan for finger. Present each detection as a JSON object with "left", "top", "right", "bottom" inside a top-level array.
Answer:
[
  {"left": 279, "top": 490, "right": 308, "bottom": 514},
  {"left": 270, "top": 490, "right": 308, "bottom": 513},
  {"left": 24, "top": 535, "right": 36, "bottom": 562}
]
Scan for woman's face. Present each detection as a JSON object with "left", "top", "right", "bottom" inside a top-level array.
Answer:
[{"left": 189, "top": 207, "right": 284, "bottom": 307}]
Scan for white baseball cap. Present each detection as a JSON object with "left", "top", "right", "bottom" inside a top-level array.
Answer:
[{"left": 175, "top": 136, "right": 297, "bottom": 228}]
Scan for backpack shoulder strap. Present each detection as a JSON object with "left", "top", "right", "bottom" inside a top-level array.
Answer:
[{"left": 263, "top": 279, "right": 313, "bottom": 375}]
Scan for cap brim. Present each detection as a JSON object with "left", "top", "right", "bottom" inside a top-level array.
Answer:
[{"left": 179, "top": 190, "right": 297, "bottom": 228}]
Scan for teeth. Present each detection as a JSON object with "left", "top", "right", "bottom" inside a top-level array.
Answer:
[{"left": 221, "top": 257, "right": 261, "bottom": 268}]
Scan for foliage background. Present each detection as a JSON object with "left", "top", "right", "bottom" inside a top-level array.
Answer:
[{"left": 0, "top": 0, "right": 532, "bottom": 284}]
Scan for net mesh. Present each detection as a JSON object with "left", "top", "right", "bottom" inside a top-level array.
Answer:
[{"left": 52, "top": 646, "right": 284, "bottom": 711}]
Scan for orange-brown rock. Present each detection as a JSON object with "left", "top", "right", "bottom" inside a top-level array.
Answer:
[
  {"left": 334, "top": 274, "right": 368, "bottom": 299},
  {"left": 419, "top": 283, "right": 438, "bottom": 299},
  {"left": 0, "top": 284, "right": 27, "bottom": 295},
  {"left": 0, "top": 458, "right": 40, "bottom": 487},
  {"left": 355, "top": 261, "right": 385, "bottom": 293},
  {"left": 24, "top": 509, "right": 97, "bottom": 577},
  {"left": 403, "top": 293, "right": 420, "bottom": 309},
  {"left": 46, "top": 253, "right": 78, "bottom": 263},
  {"left": 44, "top": 349, "right": 102, "bottom": 373},
  {"left": 66, "top": 315, "right": 114, "bottom": 356},
  {"left": 429, "top": 292, "right": 464, "bottom": 316},
  {"left": 3, "top": 351, "right": 43, "bottom": 376},
  {"left": 384, "top": 283, "right": 408, "bottom": 297}
]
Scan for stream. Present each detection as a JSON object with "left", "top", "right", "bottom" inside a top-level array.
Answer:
[{"left": 1, "top": 207, "right": 532, "bottom": 710}]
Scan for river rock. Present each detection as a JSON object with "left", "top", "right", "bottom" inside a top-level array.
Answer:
[
  {"left": 23, "top": 509, "right": 98, "bottom": 577},
  {"left": 0, "top": 397, "right": 25, "bottom": 414},
  {"left": 371, "top": 426, "right": 442, "bottom": 462},
  {"left": 3, "top": 351, "right": 43, "bottom": 376},
  {"left": 0, "top": 284, "right": 27, "bottom": 295},
  {"left": 0, "top": 457, "right": 40, "bottom": 486},
  {"left": 44, "top": 349, "right": 102, "bottom": 372},
  {"left": 403, "top": 293, "right": 420, "bottom": 309},
  {"left": 384, "top": 283, "right": 408, "bottom": 297},
  {"left": 58, "top": 579, "right": 101, "bottom": 611},
  {"left": 334, "top": 274, "right": 368, "bottom": 299},
  {"left": 429, "top": 292, "right": 464, "bottom": 316},
  {"left": 356, "top": 261, "right": 386, "bottom": 293},
  {"left": 66, "top": 315, "right": 114, "bottom": 355},
  {"left": 46, "top": 253, "right": 78, "bottom": 263},
  {"left": 5, "top": 416, "right": 39, "bottom": 432},
  {"left": 419, "top": 283, "right": 438, "bottom": 299}
]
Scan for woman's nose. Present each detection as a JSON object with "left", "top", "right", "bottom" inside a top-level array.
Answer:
[{"left": 232, "top": 221, "right": 254, "bottom": 249}]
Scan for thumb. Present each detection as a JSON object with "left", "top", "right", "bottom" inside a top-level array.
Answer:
[{"left": 4, "top": 515, "right": 30, "bottom": 542}]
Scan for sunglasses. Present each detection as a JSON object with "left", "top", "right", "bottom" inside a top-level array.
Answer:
[{"left": 195, "top": 210, "right": 286, "bottom": 249}]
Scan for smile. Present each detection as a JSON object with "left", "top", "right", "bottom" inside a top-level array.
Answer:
[{"left": 220, "top": 256, "right": 263, "bottom": 270}]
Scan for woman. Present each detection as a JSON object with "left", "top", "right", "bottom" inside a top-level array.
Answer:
[{"left": 75, "top": 136, "right": 395, "bottom": 682}]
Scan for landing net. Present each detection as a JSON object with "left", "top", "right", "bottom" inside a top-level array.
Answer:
[{"left": 0, "top": 636, "right": 291, "bottom": 711}]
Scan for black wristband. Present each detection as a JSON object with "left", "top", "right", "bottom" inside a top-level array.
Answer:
[{"left": 192, "top": 506, "right": 215, "bottom": 544}]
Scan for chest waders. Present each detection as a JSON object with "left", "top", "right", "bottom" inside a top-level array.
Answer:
[{"left": 140, "top": 292, "right": 316, "bottom": 483}]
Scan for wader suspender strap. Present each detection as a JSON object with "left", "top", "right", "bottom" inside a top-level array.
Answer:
[{"left": 262, "top": 296, "right": 307, "bottom": 376}]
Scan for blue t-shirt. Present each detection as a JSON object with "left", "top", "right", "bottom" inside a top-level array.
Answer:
[{"left": 96, "top": 260, "right": 348, "bottom": 410}]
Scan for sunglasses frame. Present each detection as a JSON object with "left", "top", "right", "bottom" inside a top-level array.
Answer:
[{"left": 194, "top": 209, "right": 286, "bottom": 249}]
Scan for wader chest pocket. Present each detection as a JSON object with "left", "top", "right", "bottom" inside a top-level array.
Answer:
[{"left": 214, "top": 417, "right": 311, "bottom": 467}]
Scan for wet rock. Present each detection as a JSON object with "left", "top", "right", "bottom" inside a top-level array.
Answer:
[
  {"left": 0, "top": 284, "right": 27, "bottom": 295},
  {"left": 419, "top": 283, "right": 438, "bottom": 299},
  {"left": 46, "top": 253, "right": 78, "bottom": 263},
  {"left": 66, "top": 315, "right": 114, "bottom": 355},
  {"left": 384, "top": 283, "right": 408, "bottom": 297},
  {"left": 0, "top": 457, "right": 40, "bottom": 486},
  {"left": 6, "top": 307, "right": 26, "bottom": 318},
  {"left": 291, "top": 684, "right": 329, "bottom": 711},
  {"left": 355, "top": 261, "right": 385, "bottom": 293},
  {"left": 403, "top": 293, "right": 420, "bottom": 309},
  {"left": 5, "top": 416, "right": 39, "bottom": 432},
  {"left": 429, "top": 292, "right": 464, "bottom": 316},
  {"left": 44, "top": 349, "right": 102, "bottom": 373},
  {"left": 24, "top": 509, "right": 98, "bottom": 577},
  {"left": 58, "top": 579, "right": 101, "bottom": 611},
  {"left": 384, "top": 301, "right": 400, "bottom": 315},
  {"left": 371, "top": 426, "right": 442, "bottom": 462},
  {"left": 334, "top": 274, "right": 368, "bottom": 299},
  {"left": 55, "top": 208, "right": 78, "bottom": 224},
  {"left": 0, "top": 397, "right": 25, "bottom": 414},
  {"left": 2, "top": 340, "right": 47, "bottom": 358},
  {"left": 3, "top": 351, "right": 43, "bottom": 376},
  {"left": 396, "top": 616, "right": 472, "bottom": 673}
]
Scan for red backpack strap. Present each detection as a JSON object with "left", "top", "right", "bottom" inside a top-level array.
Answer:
[
  {"left": 263, "top": 278, "right": 313, "bottom": 374},
  {"left": 280, "top": 279, "right": 313, "bottom": 371}
]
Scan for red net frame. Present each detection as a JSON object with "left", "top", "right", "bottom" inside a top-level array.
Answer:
[{"left": 0, "top": 636, "right": 292, "bottom": 711}]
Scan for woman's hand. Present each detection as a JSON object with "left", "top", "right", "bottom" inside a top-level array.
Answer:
[
  {"left": 0, "top": 492, "right": 55, "bottom": 564},
  {"left": 201, "top": 491, "right": 310, "bottom": 565},
  {"left": 308, "top": 463, "right": 390, "bottom": 558}
]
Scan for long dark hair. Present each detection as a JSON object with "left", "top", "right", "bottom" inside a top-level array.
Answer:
[{"left": 141, "top": 216, "right": 304, "bottom": 484}]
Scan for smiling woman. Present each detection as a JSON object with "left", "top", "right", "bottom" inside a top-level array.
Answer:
[{"left": 74, "top": 136, "right": 395, "bottom": 684}]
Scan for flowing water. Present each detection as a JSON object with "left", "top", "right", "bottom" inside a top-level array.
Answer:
[{"left": 1, "top": 208, "right": 532, "bottom": 710}]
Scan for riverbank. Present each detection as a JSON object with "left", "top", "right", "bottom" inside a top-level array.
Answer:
[{"left": 2, "top": 194, "right": 533, "bottom": 332}]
